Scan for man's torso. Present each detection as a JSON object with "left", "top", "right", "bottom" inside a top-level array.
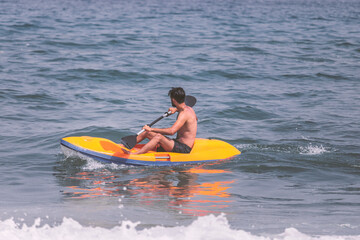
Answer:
[{"left": 176, "top": 106, "right": 197, "bottom": 148}]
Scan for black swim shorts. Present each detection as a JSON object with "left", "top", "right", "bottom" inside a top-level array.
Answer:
[{"left": 157, "top": 139, "right": 192, "bottom": 153}]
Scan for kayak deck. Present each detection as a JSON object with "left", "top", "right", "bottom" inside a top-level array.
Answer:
[{"left": 60, "top": 136, "right": 240, "bottom": 166}]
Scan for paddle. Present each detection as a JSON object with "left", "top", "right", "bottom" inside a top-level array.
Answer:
[{"left": 121, "top": 95, "right": 197, "bottom": 149}]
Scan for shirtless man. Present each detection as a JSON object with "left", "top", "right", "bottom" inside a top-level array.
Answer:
[{"left": 132, "top": 87, "right": 197, "bottom": 155}]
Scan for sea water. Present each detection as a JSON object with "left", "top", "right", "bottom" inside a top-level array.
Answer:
[{"left": 0, "top": 0, "right": 359, "bottom": 239}]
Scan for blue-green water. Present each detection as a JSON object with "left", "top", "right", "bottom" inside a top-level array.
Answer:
[{"left": 1, "top": 0, "right": 360, "bottom": 239}]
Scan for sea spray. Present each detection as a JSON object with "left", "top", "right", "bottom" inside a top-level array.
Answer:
[
  {"left": 298, "top": 144, "right": 329, "bottom": 155},
  {"left": 1, "top": 214, "right": 359, "bottom": 240}
]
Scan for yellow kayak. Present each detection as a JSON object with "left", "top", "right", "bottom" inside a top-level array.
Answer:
[{"left": 60, "top": 136, "right": 240, "bottom": 166}]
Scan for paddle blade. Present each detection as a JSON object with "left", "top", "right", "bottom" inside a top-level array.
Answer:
[
  {"left": 185, "top": 95, "right": 197, "bottom": 107},
  {"left": 121, "top": 135, "right": 137, "bottom": 149}
]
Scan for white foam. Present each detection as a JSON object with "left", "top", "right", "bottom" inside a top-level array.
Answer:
[
  {"left": 301, "top": 135, "right": 311, "bottom": 141},
  {"left": 299, "top": 144, "right": 329, "bottom": 155},
  {"left": 236, "top": 143, "right": 330, "bottom": 156},
  {"left": 82, "top": 158, "right": 126, "bottom": 171},
  {"left": 1, "top": 214, "right": 359, "bottom": 240},
  {"left": 235, "top": 144, "right": 254, "bottom": 150},
  {"left": 61, "top": 145, "right": 127, "bottom": 170}
]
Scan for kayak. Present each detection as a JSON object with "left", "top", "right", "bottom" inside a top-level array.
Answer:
[{"left": 60, "top": 136, "right": 240, "bottom": 166}]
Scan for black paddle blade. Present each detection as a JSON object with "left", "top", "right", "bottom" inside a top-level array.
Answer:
[
  {"left": 185, "top": 95, "right": 197, "bottom": 107},
  {"left": 121, "top": 135, "right": 137, "bottom": 149}
]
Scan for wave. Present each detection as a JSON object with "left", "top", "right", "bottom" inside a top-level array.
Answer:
[
  {"left": 298, "top": 144, "right": 329, "bottom": 155},
  {"left": 60, "top": 145, "right": 128, "bottom": 171},
  {"left": 10, "top": 23, "right": 39, "bottom": 29},
  {"left": 1, "top": 214, "right": 359, "bottom": 240},
  {"left": 236, "top": 143, "right": 330, "bottom": 155},
  {"left": 43, "top": 40, "right": 99, "bottom": 49},
  {"left": 231, "top": 46, "right": 267, "bottom": 54},
  {"left": 218, "top": 106, "right": 278, "bottom": 120},
  {"left": 195, "top": 70, "right": 255, "bottom": 80},
  {"left": 316, "top": 72, "right": 348, "bottom": 81},
  {"left": 66, "top": 68, "right": 152, "bottom": 81}
]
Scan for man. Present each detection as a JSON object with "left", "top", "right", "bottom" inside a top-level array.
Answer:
[{"left": 131, "top": 87, "right": 197, "bottom": 155}]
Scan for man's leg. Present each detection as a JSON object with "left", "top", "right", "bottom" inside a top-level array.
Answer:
[
  {"left": 136, "top": 130, "right": 154, "bottom": 143},
  {"left": 134, "top": 133, "right": 174, "bottom": 155}
]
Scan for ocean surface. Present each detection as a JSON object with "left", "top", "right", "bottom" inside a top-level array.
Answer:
[{"left": 1, "top": 0, "right": 359, "bottom": 239}]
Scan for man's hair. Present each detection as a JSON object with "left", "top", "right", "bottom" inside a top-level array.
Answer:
[{"left": 168, "top": 87, "right": 185, "bottom": 104}]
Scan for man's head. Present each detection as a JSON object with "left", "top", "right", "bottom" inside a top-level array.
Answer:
[{"left": 168, "top": 87, "right": 185, "bottom": 105}]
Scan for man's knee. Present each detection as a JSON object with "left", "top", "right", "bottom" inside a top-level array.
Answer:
[
  {"left": 153, "top": 133, "right": 163, "bottom": 141},
  {"left": 153, "top": 133, "right": 170, "bottom": 145},
  {"left": 145, "top": 131, "right": 156, "bottom": 139}
]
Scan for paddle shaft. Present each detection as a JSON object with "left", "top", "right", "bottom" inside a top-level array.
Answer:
[
  {"left": 121, "top": 95, "right": 196, "bottom": 149},
  {"left": 136, "top": 110, "right": 171, "bottom": 136},
  {"left": 135, "top": 95, "right": 196, "bottom": 136}
]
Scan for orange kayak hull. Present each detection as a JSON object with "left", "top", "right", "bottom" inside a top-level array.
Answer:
[{"left": 60, "top": 136, "right": 240, "bottom": 166}]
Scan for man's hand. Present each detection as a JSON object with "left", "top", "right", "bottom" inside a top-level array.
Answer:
[
  {"left": 143, "top": 125, "right": 152, "bottom": 132},
  {"left": 168, "top": 107, "right": 177, "bottom": 115}
]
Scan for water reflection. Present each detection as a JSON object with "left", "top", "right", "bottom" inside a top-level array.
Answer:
[{"left": 55, "top": 160, "right": 235, "bottom": 216}]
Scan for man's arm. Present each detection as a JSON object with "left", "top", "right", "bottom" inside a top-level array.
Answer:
[
  {"left": 143, "top": 111, "right": 187, "bottom": 135},
  {"left": 168, "top": 107, "right": 177, "bottom": 115}
]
